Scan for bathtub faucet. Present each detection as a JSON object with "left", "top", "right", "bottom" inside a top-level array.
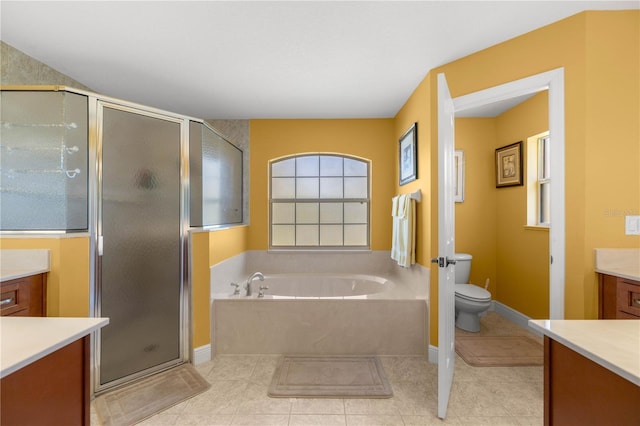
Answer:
[{"left": 245, "top": 272, "right": 264, "bottom": 296}]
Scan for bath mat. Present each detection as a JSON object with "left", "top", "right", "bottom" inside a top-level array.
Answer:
[
  {"left": 455, "top": 335, "right": 543, "bottom": 367},
  {"left": 268, "top": 355, "right": 393, "bottom": 398},
  {"left": 94, "top": 363, "right": 210, "bottom": 426}
]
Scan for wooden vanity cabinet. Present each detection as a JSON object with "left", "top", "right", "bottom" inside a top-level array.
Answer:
[
  {"left": 598, "top": 274, "right": 640, "bottom": 319},
  {"left": 0, "top": 274, "right": 47, "bottom": 317}
]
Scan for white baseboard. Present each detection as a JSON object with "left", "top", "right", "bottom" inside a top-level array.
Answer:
[
  {"left": 491, "top": 300, "right": 542, "bottom": 337},
  {"left": 193, "top": 344, "right": 212, "bottom": 365},
  {"left": 428, "top": 345, "right": 438, "bottom": 364}
]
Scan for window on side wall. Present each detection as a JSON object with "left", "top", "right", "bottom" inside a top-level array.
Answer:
[
  {"left": 269, "top": 154, "right": 370, "bottom": 249},
  {"left": 526, "top": 132, "right": 550, "bottom": 227}
]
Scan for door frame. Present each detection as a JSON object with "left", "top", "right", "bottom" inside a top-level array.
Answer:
[{"left": 451, "top": 68, "right": 565, "bottom": 319}]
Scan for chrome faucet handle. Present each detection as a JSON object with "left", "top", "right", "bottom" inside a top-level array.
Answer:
[
  {"left": 258, "top": 285, "right": 269, "bottom": 298},
  {"left": 230, "top": 282, "right": 240, "bottom": 295}
]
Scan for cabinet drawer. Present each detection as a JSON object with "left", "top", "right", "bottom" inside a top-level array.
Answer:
[
  {"left": 0, "top": 274, "right": 45, "bottom": 317},
  {"left": 0, "top": 281, "right": 30, "bottom": 316},
  {"left": 616, "top": 280, "right": 640, "bottom": 318}
]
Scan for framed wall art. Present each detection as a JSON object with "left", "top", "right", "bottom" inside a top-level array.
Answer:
[
  {"left": 399, "top": 123, "right": 417, "bottom": 185},
  {"left": 495, "top": 141, "right": 523, "bottom": 188}
]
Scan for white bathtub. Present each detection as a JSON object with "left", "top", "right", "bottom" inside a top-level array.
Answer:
[
  {"left": 212, "top": 271, "right": 427, "bottom": 356},
  {"left": 257, "top": 273, "right": 393, "bottom": 298}
]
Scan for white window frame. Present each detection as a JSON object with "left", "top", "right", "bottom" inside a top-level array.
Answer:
[
  {"left": 526, "top": 132, "right": 550, "bottom": 228},
  {"left": 269, "top": 153, "right": 371, "bottom": 250}
]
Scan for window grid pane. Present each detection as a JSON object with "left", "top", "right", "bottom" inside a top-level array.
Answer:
[
  {"left": 537, "top": 135, "right": 551, "bottom": 226},
  {"left": 270, "top": 155, "right": 369, "bottom": 248}
]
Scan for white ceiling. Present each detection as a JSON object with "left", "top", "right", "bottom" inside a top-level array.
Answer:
[{"left": 2, "top": 1, "right": 638, "bottom": 119}]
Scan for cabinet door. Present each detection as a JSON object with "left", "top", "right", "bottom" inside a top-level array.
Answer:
[{"left": 616, "top": 279, "right": 640, "bottom": 318}]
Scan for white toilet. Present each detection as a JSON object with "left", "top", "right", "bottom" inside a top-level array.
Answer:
[{"left": 454, "top": 253, "right": 492, "bottom": 332}]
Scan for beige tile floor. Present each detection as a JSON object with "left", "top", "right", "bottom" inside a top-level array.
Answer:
[{"left": 92, "top": 313, "right": 543, "bottom": 426}]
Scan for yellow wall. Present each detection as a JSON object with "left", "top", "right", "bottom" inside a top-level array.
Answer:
[
  {"left": 0, "top": 237, "right": 90, "bottom": 317},
  {"left": 583, "top": 11, "right": 640, "bottom": 315},
  {"left": 248, "top": 119, "right": 395, "bottom": 250},
  {"left": 494, "top": 91, "right": 550, "bottom": 318},
  {"left": 190, "top": 231, "right": 211, "bottom": 348},
  {"left": 394, "top": 77, "right": 433, "bottom": 265},
  {"left": 454, "top": 118, "right": 498, "bottom": 296},
  {"left": 393, "top": 75, "right": 438, "bottom": 344}
]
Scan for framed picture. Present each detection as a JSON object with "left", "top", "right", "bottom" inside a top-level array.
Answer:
[
  {"left": 399, "top": 123, "right": 417, "bottom": 185},
  {"left": 495, "top": 141, "right": 523, "bottom": 187},
  {"left": 454, "top": 150, "right": 464, "bottom": 202}
]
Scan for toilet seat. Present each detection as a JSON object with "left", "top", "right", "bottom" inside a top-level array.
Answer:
[{"left": 455, "top": 284, "right": 491, "bottom": 302}]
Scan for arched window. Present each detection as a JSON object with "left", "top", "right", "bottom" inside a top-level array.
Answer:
[{"left": 269, "top": 154, "right": 370, "bottom": 249}]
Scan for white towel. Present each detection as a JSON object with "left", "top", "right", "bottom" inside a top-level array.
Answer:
[
  {"left": 391, "top": 195, "right": 400, "bottom": 217},
  {"left": 391, "top": 194, "right": 416, "bottom": 268}
]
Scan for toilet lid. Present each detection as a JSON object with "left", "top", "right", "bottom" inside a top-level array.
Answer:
[{"left": 455, "top": 284, "right": 491, "bottom": 301}]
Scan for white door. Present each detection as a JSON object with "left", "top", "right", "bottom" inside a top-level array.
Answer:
[{"left": 436, "top": 73, "right": 457, "bottom": 419}]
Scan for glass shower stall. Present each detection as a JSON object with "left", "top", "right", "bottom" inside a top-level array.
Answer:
[{"left": 1, "top": 86, "right": 243, "bottom": 393}]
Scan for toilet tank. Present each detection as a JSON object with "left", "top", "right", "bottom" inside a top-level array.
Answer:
[{"left": 453, "top": 253, "right": 472, "bottom": 283}]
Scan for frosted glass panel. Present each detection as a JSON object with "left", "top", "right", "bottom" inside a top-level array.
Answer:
[
  {"left": 344, "top": 158, "right": 367, "bottom": 176},
  {"left": 296, "top": 155, "right": 319, "bottom": 176},
  {"left": 0, "top": 90, "right": 88, "bottom": 230},
  {"left": 344, "top": 177, "right": 368, "bottom": 198},
  {"left": 296, "top": 178, "right": 319, "bottom": 198},
  {"left": 272, "top": 178, "right": 295, "bottom": 198},
  {"left": 189, "top": 122, "right": 243, "bottom": 226},
  {"left": 344, "top": 225, "right": 368, "bottom": 246},
  {"left": 296, "top": 225, "right": 319, "bottom": 246},
  {"left": 272, "top": 225, "right": 295, "bottom": 246},
  {"left": 296, "top": 203, "right": 319, "bottom": 224},
  {"left": 320, "top": 177, "right": 343, "bottom": 198},
  {"left": 320, "top": 225, "right": 343, "bottom": 246},
  {"left": 272, "top": 203, "right": 294, "bottom": 224},
  {"left": 320, "top": 203, "right": 343, "bottom": 223},
  {"left": 320, "top": 156, "right": 343, "bottom": 176},
  {"left": 272, "top": 158, "right": 295, "bottom": 176},
  {"left": 100, "top": 107, "right": 181, "bottom": 385},
  {"left": 344, "top": 202, "right": 368, "bottom": 223}
]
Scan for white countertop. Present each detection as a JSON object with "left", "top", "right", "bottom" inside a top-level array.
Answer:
[
  {"left": 529, "top": 319, "right": 640, "bottom": 386},
  {"left": 595, "top": 248, "right": 640, "bottom": 281},
  {"left": 0, "top": 316, "right": 109, "bottom": 378},
  {"left": 0, "top": 249, "right": 51, "bottom": 281}
]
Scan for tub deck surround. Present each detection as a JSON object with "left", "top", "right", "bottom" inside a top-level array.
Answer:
[
  {"left": 210, "top": 251, "right": 429, "bottom": 356},
  {"left": 594, "top": 248, "right": 640, "bottom": 281},
  {"left": 213, "top": 299, "right": 427, "bottom": 356},
  {"left": 213, "top": 273, "right": 420, "bottom": 301},
  {"left": 0, "top": 249, "right": 50, "bottom": 281},
  {"left": 210, "top": 250, "right": 429, "bottom": 299}
]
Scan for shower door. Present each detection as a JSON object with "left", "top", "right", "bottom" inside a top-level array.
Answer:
[{"left": 96, "top": 102, "right": 186, "bottom": 391}]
